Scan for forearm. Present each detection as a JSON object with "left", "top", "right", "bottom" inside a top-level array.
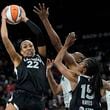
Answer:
[
  {"left": 54, "top": 46, "right": 69, "bottom": 78},
  {"left": 43, "top": 18, "right": 76, "bottom": 64},
  {"left": 42, "top": 18, "right": 62, "bottom": 52},
  {"left": 1, "top": 18, "right": 8, "bottom": 39},
  {"left": 1, "top": 19, "right": 12, "bottom": 50},
  {"left": 55, "top": 46, "right": 68, "bottom": 65},
  {"left": 47, "top": 69, "right": 61, "bottom": 95},
  {"left": 1, "top": 19, "right": 20, "bottom": 63},
  {"left": 25, "top": 19, "right": 43, "bottom": 36},
  {"left": 24, "top": 19, "right": 46, "bottom": 47},
  {"left": 54, "top": 45, "right": 78, "bottom": 82}
]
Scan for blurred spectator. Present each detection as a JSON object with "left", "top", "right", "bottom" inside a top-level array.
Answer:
[{"left": 0, "top": 98, "right": 6, "bottom": 110}]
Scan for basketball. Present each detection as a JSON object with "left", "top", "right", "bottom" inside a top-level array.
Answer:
[{"left": 6, "top": 5, "right": 22, "bottom": 25}]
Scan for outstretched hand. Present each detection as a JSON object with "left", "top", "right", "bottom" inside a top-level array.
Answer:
[
  {"left": 46, "top": 58, "right": 54, "bottom": 77},
  {"left": 33, "top": 3, "right": 49, "bottom": 21},
  {"left": 64, "top": 32, "right": 76, "bottom": 48},
  {"left": 46, "top": 58, "right": 54, "bottom": 70}
]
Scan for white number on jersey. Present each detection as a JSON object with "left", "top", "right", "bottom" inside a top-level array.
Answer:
[
  {"left": 27, "top": 61, "right": 39, "bottom": 69},
  {"left": 81, "top": 84, "right": 94, "bottom": 100}
]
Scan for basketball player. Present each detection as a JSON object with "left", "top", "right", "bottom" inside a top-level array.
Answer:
[
  {"left": 53, "top": 33, "right": 110, "bottom": 110},
  {"left": 34, "top": 3, "right": 86, "bottom": 109},
  {"left": 1, "top": 6, "right": 48, "bottom": 110},
  {"left": 46, "top": 51, "right": 86, "bottom": 110}
]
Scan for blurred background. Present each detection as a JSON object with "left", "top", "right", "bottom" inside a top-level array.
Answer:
[{"left": 0, "top": 0, "right": 110, "bottom": 110}]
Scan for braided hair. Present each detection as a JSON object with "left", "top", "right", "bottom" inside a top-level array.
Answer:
[{"left": 84, "top": 57, "right": 103, "bottom": 96}]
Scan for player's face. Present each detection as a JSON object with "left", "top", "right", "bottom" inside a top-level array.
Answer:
[
  {"left": 20, "top": 40, "right": 35, "bottom": 57},
  {"left": 72, "top": 52, "right": 85, "bottom": 63},
  {"left": 78, "top": 60, "right": 88, "bottom": 74}
]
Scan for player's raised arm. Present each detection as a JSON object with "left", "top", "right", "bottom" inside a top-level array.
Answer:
[
  {"left": 46, "top": 59, "right": 62, "bottom": 95},
  {"left": 33, "top": 3, "right": 78, "bottom": 66},
  {"left": 20, "top": 6, "right": 46, "bottom": 57},
  {"left": 33, "top": 3, "right": 62, "bottom": 52},
  {"left": 54, "top": 33, "right": 80, "bottom": 81},
  {"left": 1, "top": 6, "right": 22, "bottom": 67}
]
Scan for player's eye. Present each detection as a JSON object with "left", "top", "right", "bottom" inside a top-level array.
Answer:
[
  {"left": 29, "top": 45, "right": 32, "bottom": 47},
  {"left": 23, "top": 45, "right": 27, "bottom": 48}
]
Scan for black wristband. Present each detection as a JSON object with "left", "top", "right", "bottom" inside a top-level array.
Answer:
[
  {"left": 26, "top": 19, "right": 45, "bottom": 46},
  {"left": 25, "top": 19, "right": 42, "bottom": 34}
]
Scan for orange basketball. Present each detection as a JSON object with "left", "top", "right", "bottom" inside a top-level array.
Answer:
[{"left": 6, "top": 5, "right": 22, "bottom": 25}]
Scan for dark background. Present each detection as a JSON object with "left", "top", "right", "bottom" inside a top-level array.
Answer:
[
  {"left": 0, "top": 0, "right": 110, "bottom": 38},
  {"left": 0, "top": 0, "right": 110, "bottom": 35},
  {"left": 0, "top": 0, "right": 110, "bottom": 78}
]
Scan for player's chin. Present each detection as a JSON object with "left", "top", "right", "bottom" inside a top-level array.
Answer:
[{"left": 26, "top": 53, "right": 35, "bottom": 57}]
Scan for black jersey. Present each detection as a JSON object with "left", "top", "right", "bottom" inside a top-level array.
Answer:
[
  {"left": 14, "top": 54, "right": 48, "bottom": 96},
  {"left": 70, "top": 75, "right": 102, "bottom": 110}
]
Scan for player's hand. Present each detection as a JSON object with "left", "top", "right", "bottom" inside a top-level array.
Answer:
[
  {"left": 33, "top": 3, "right": 49, "bottom": 21},
  {"left": 64, "top": 32, "right": 76, "bottom": 48},
  {"left": 46, "top": 58, "right": 54, "bottom": 70},
  {"left": 46, "top": 58, "right": 54, "bottom": 77}
]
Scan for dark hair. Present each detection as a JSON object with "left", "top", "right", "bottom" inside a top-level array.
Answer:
[
  {"left": 84, "top": 57, "right": 100, "bottom": 76},
  {"left": 72, "top": 52, "right": 86, "bottom": 63},
  {"left": 84, "top": 57, "right": 103, "bottom": 96}
]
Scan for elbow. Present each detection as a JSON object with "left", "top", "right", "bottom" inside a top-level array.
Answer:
[
  {"left": 54, "top": 60, "right": 60, "bottom": 66},
  {"left": 54, "top": 61, "right": 57, "bottom": 66}
]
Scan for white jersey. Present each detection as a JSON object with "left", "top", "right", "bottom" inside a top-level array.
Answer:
[
  {"left": 60, "top": 75, "right": 72, "bottom": 108},
  {"left": 106, "top": 90, "right": 110, "bottom": 110}
]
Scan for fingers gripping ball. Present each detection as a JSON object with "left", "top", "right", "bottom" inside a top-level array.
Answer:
[{"left": 6, "top": 5, "right": 21, "bottom": 25}]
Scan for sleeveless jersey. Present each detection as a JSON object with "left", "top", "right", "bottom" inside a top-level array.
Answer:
[
  {"left": 106, "top": 90, "right": 110, "bottom": 109},
  {"left": 70, "top": 75, "right": 102, "bottom": 110},
  {"left": 14, "top": 54, "right": 48, "bottom": 95},
  {"left": 60, "top": 75, "right": 72, "bottom": 108}
]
